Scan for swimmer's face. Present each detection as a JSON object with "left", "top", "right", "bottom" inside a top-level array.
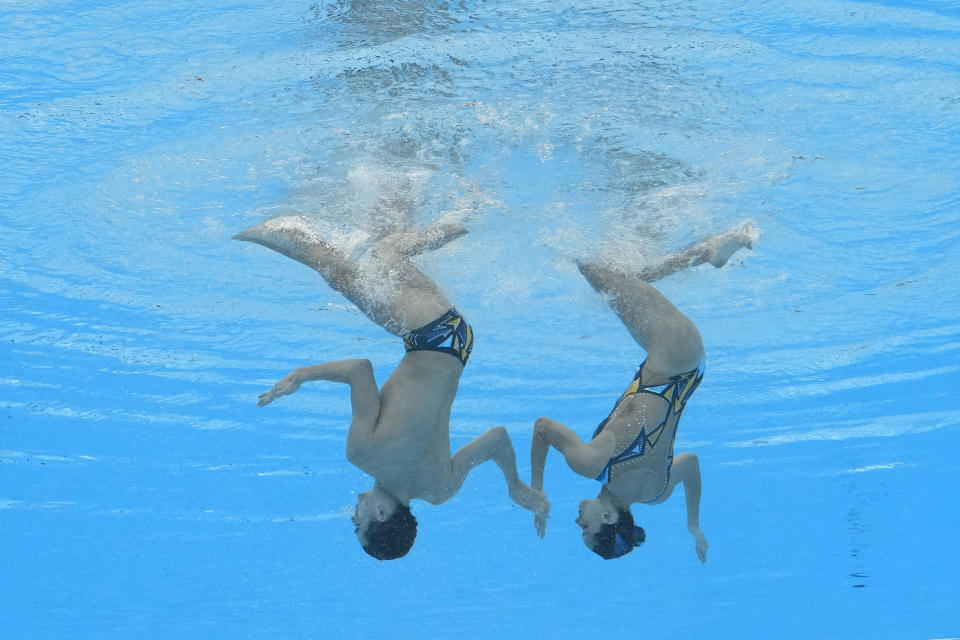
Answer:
[
  {"left": 576, "top": 498, "right": 617, "bottom": 545},
  {"left": 352, "top": 490, "right": 398, "bottom": 544},
  {"left": 575, "top": 498, "right": 619, "bottom": 540}
]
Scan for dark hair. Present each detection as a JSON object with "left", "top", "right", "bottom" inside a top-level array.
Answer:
[
  {"left": 589, "top": 507, "right": 646, "bottom": 560},
  {"left": 361, "top": 505, "right": 418, "bottom": 561}
]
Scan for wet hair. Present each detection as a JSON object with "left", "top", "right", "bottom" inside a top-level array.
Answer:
[
  {"left": 588, "top": 507, "right": 646, "bottom": 560},
  {"left": 361, "top": 505, "right": 418, "bottom": 561}
]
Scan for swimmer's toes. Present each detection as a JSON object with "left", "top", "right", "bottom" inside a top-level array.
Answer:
[
  {"left": 232, "top": 227, "right": 257, "bottom": 242},
  {"left": 233, "top": 217, "right": 323, "bottom": 258},
  {"left": 740, "top": 224, "right": 761, "bottom": 250},
  {"left": 707, "top": 227, "right": 759, "bottom": 267},
  {"left": 233, "top": 221, "right": 278, "bottom": 245}
]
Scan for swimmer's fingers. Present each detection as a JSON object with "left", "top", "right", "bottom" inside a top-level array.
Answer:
[
  {"left": 531, "top": 490, "right": 550, "bottom": 538},
  {"left": 257, "top": 376, "right": 302, "bottom": 407},
  {"left": 692, "top": 528, "right": 709, "bottom": 563},
  {"left": 534, "top": 514, "right": 548, "bottom": 538},
  {"left": 535, "top": 491, "right": 550, "bottom": 521}
]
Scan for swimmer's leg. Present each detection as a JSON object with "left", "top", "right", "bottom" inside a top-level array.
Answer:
[
  {"left": 576, "top": 224, "right": 756, "bottom": 375},
  {"left": 366, "top": 223, "right": 468, "bottom": 331},
  {"left": 371, "top": 222, "right": 468, "bottom": 260},
  {"left": 636, "top": 223, "right": 759, "bottom": 283},
  {"left": 234, "top": 215, "right": 414, "bottom": 334},
  {"left": 576, "top": 261, "right": 704, "bottom": 378},
  {"left": 234, "top": 216, "right": 465, "bottom": 336},
  {"left": 233, "top": 215, "right": 365, "bottom": 297}
]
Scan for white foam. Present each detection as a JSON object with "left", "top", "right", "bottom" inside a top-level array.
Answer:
[
  {"left": 729, "top": 410, "right": 960, "bottom": 448},
  {"left": 842, "top": 462, "right": 905, "bottom": 474}
]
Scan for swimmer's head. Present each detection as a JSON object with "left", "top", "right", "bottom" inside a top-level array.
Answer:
[
  {"left": 576, "top": 498, "right": 644, "bottom": 559},
  {"left": 353, "top": 489, "right": 417, "bottom": 561}
]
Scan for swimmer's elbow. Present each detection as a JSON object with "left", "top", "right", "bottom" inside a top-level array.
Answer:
[
  {"left": 490, "top": 425, "right": 509, "bottom": 438},
  {"left": 533, "top": 417, "right": 556, "bottom": 440},
  {"left": 674, "top": 451, "right": 700, "bottom": 470},
  {"left": 346, "top": 438, "right": 372, "bottom": 466},
  {"left": 672, "top": 452, "right": 702, "bottom": 482},
  {"left": 348, "top": 358, "right": 374, "bottom": 379}
]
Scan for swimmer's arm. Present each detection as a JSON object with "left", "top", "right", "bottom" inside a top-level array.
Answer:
[
  {"left": 532, "top": 417, "right": 613, "bottom": 482},
  {"left": 449, "top": 427, "right": 550, "bottom": 517},
  {"left": 530, "top": 417, "right": 614, "bottom": 537},
  {"left": 257, "top": 359, "right": 381, "bottom": 458},
  {"left": 654, "top": 452, "right": 708, "bottom": 562}
]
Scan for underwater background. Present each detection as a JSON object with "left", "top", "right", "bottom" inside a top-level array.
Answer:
[{"left": 2, "top": 0, "right": 959, "bottom": 637}]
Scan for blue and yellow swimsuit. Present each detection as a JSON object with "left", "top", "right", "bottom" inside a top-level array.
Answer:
[
  {"left": 591, "top": 359, "right": 704, "bottom": 501},
  {"left": 403, "top": 308, "right": 474, "bottom": 366}
]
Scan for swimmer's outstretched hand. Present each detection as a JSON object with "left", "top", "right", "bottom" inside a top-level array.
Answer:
[{"left": 258, "top": 374, "right": 302, "bottom": 406}]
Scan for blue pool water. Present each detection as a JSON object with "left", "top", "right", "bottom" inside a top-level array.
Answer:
[{"left": 2, "top": 0, "right": 959, "bottom": 637}]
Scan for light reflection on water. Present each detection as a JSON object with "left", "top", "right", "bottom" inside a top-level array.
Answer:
[{"left": 2, "top": 0, "right": 959, "bottom": 637}]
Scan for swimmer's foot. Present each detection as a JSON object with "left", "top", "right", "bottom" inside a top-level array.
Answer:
[
  {"left": 630, "top": 222, "right": 759, "bottom": 283},
  {"left": 693, "top": 223, "right": 760, "bottom": 268},
  {"left": 233, "top": 215, "right": 342, "bottom": 268},
  {"left": 233, "top": 215, "right": 318, "bottom": 247}
]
